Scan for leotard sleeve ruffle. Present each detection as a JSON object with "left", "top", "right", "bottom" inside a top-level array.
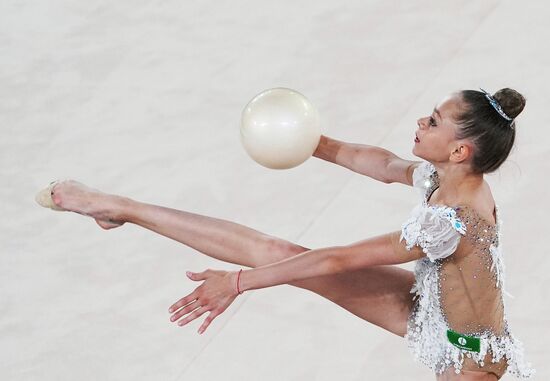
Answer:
[{"left": 400, "top": 205, "right": 466, "bottom": 261}]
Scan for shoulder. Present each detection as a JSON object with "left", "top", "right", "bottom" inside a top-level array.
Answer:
[{"left": 454, "top": 181, "right": 498, "bottom": 226}]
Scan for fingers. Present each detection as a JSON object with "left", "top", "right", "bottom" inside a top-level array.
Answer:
[
  {"left": 170, "top": 300, "right": 201, "bottom": 322},
  {"left": 186, "top": 269, "right": 211, "bottom": 281},
  {"left": 198, "top": 311, "right": 220, "bottom": 334},
  {"left": 168, "top": 291, "right": 198, "bottom": 314},
  {"left": 171, "top": 304, "right": 221, "bottom": 334},
  {"left": 175, "top": 305, "right": 208, "bottom": 328}
]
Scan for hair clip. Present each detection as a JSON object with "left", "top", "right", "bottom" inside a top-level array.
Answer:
[{"left": 479, "top": 88, "right": 513, "bottom": 122}]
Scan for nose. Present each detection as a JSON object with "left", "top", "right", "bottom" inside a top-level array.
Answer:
[{"left": 417, "top": 117, "right": 428, "bottom": 130}]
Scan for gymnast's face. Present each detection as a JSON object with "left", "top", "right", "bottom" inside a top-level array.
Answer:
[{"left": 413, "top": 94, "right": 468, "bottom": 165}]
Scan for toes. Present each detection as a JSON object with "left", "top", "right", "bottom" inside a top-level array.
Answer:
[
  {"left": 50, "top": 183, "right": 64, "bottom": 208},
  {"left": 50, "top": 180, "right": 80, "bottom": 208},
  {"left": 36, "top": 181, "right": 65, "bottom": 211}
]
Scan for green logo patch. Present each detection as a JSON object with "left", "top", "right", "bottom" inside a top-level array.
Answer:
[{"left": 446, "top": 329, "right": 480, "bottom": 353}]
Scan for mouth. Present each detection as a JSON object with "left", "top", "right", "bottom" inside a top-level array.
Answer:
[{"left": 414, "top": 133, "right": 420, "bottom": 143}]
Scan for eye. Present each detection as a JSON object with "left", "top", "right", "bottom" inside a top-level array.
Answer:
[{"left": 429, "top": 116, "right": 437, "bottom": 127}]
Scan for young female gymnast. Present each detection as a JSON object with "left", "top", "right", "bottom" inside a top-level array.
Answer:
[{"left": 41, "top": 88, "right": 534, "bottom": 380}]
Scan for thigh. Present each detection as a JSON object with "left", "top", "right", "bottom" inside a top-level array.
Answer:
[{"left": 288, "top": 262, "right": 415, "bottom": 337}]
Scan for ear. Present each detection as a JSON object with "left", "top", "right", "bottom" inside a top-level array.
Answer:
[{"left": 449, "top": 141, "right": 472, "bottom": 163}]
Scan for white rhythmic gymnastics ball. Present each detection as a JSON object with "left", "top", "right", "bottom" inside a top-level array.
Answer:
[{"left": 240, "top": 88, "right": 321, "bottom": 169}]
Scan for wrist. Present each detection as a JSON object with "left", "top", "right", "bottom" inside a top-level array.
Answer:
[
  {"left": 111, "top": 196, "right": 135, "bottom": 222},
  {"left": 117, "top": 197, "right": 140, "bottom": 223},
  {"left": 234, "top": 269, "right": 244, "bottom": 296}
]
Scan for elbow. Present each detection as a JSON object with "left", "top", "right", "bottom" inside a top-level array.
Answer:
[
  {"left": 380, "top": 156, "right": 396, "bottom": 184},
  {"left": 328, "top": 255, "right": 344, "bottom": 274},
  {"left": 377, "top": 173, "right": 393, "bottom": 185},
  {"left": 327, "top": 246, "right": 354, "bottom": 274}
]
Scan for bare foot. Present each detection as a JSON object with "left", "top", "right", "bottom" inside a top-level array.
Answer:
[{"left": 50, "top": 180, "right": 126, "bottom": 229}]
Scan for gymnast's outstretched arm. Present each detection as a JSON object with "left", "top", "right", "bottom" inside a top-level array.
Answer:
[
  {"left": 237, "top": 231, "right": 425, "bottom": 290},
  {"left": 313, "top": 135, "right": 421, "bottom": 185},
  {"left": 170, "top": 230, "right": 425, "bottom": 333}
]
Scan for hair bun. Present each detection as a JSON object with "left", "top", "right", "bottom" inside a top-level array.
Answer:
[{"left": 493, "top": 88, "right": 526, "bottom": 119}]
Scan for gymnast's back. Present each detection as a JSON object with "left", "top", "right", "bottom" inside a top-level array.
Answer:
[{"left": 440, "top": 205, "right": 507, "bottom": 376}]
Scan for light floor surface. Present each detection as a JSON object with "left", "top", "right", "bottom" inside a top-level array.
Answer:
[{"left": 1, "top": 1, "right": 549, "bottom": 380}]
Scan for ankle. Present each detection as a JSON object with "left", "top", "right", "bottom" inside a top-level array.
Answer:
[{"left": 111, "top": 196, "right": 134, "bottom": 223}]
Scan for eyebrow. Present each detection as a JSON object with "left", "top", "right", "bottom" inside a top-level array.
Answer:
[{"left": 433, "top": 107, "right": 442, "bottom": 119}]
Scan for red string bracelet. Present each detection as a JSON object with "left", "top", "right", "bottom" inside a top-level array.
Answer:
[{"left": 236, "top": 269, "right": 244, "bottom": 295}]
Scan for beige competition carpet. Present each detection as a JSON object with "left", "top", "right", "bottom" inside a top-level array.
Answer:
[{"left": 1, "top": 0, "right": 548, "bottom": 379}]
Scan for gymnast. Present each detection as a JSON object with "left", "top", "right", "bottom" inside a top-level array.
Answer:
[{"left": 38, "top": 88, "right": 535, "bottom": 380}]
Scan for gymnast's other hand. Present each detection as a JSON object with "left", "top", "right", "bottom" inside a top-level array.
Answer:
[{"left": 168, "top": 269, "right": 239, "bottom": 334}]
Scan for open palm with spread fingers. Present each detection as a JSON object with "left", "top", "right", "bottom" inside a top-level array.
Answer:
[{"left": 168, "top": 269, "right": 239, "bottom": 334}]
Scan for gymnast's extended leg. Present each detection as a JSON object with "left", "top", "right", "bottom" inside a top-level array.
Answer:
[{"left": 51, "top": 180, "right": 415, "bottom": 337}]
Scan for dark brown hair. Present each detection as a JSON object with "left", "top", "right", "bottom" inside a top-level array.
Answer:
[{"left": 456, "top": 88, "right": 526, "bottom": 173}]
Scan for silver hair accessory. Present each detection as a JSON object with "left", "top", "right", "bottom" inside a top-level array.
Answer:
[{"left": 479, "top": 88, "right": 513, "bottom": 122}]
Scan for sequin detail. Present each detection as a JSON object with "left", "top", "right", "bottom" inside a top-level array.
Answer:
[{"left": 400, "top": 161, "right": 535, "bottom": 378}]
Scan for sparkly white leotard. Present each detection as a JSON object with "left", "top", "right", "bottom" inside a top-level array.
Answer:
[{"left": 400, "top": 162, "right": 535, "bottom": 378}]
